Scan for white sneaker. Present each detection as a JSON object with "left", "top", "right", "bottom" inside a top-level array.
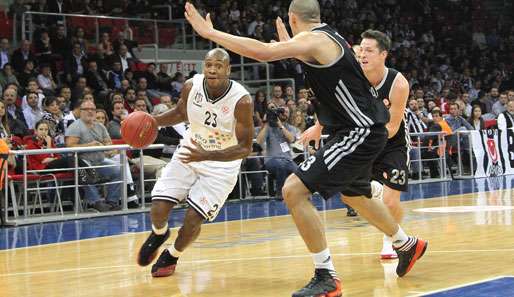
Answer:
[
  {"left": 380, "top": 235, "right": 398, "bottom": 260},
  {"left": 371, "top": 180, "right": 384, "bottom": 201}
]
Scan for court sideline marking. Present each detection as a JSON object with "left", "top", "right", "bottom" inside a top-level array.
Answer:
[
  {"left": 1, "top": 248, "right": 514, "bottom": 277},
  {"left": 407, "top": 275, "right": 514, "bottom": 296}
]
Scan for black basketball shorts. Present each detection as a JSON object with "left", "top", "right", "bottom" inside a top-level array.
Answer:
[
  {"left": 372, "top": 144, "right": 410, "bottom": 192},
  {"left": 296, "top": 126, "right": 387, "bottom": 199}
]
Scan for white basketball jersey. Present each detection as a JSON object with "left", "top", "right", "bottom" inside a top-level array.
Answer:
[{"left": 179, "top": 74, "right": 249, "bottom": 167}]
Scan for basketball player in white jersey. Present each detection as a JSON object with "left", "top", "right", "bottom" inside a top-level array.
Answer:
[{"left": 137, "top": 48, "right": 254, "bottom": 277}]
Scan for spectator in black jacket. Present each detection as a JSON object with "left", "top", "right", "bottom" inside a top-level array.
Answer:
[
  {"left": 64, "top": 42, "right": 87, "bottom": 84},
  {"left": 107, "top": 61, "right": 124, "bottom": 90},
  {"left": 51, "top": 24, "right": 71, "bottom": 58},
  {"left": 11, "top": 40, "right": 36, "bottom": 74},
  {"left": 84, "top": 60, "right": 109, "bottom": 107},
  {"left": 3, "top": 88, "right": 28, "bottom": 136}
]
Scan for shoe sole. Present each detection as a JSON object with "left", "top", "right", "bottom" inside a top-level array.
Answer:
[
  {"left": 400, "top": 239, "right": 428, "bottom": 277},
  {"left": 316, "top": 279, "right": 343, "bottom": 297},
  {"left": 137, "top": 231, "right": 170, "bottom": 267},
  {"left": 380, "top": 253, "right": 398, "bottom": 260},
  {"left": 151, "top": 264, "right": 176, "bottom": 277}
]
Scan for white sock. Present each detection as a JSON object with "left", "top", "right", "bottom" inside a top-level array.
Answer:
[
  {"left": 383, "top": 234, "right": 393, "bottom": 248},
  {"left": 168, "top": 244, "right": 183, "bottom": 258},
  {"left": 312, "top": 248, "right": 336, "bottom": 276},
  {"left": 152, "top": 223, "right": 168, "bottom": 235},
  {"left": 391, "top": 226, "right": 409, "bottom": 248}
]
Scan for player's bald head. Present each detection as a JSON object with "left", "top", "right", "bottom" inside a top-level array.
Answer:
[
  {"left": 289, "top": 0, "right": 320, "bottom": 23},
  {"left": 205, "top": 48, "right": 230, "bottom": 65}
]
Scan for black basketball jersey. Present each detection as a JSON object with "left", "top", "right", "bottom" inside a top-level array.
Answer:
[
  {"left": 302, "top": 24, "right": 389, "bottom": 129},
  {"left": 375, "top": 67, "right": 410, "bottom": 149}
]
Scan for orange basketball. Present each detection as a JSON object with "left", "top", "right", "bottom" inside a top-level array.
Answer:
[{"left": 121, "top": 111, "right": 158, "bottom": 149}]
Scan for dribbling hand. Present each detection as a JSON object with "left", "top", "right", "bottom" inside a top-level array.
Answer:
[
  {"left": 179, "top": 138, "right": 209, "bottom": 163},
  {"left": 184, "top": 2, "right": 214, "bottom": 39}
]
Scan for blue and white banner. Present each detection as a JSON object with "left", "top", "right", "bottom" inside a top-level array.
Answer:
[{"left": 472, "top": 128, "right": 514, "bottom": 177}]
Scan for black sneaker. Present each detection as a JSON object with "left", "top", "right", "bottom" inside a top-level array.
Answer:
[
  {"left": 87, "top": 168, "right": 97, "bottom": 184},
  {"left": 346, "top": 206, "right": 358, "bottom": 217},
  {"left": 106, "top": 200, "right": 122, "bottom": 211},
  {"left": 292, "top": 269, "right": 342, "bottom": 297},
  {"left": 151, "top": 249, "right": 179, "bottom": 277},
  {"left": 394, "top": 237, "right": 428, "bottom": 277},
  {"left": 127, "top": 200, "right": 140, "bottom": 209},
  {"left": 90, "top": 201, "right": 112, "bottom": 212},
  {"left": 137, "top": 229, "right": 170, "bottom": 266}
]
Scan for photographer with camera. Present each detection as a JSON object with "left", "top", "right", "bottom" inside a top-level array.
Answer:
[{"left": 256, "top": 103, "right": 300, "bottom": 199}]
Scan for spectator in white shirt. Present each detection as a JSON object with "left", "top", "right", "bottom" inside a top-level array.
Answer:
[
  {"left": 37, "top": 64, "right": 57, "bottom": 95},
  {"left": 492, "top": 92, "right": 508, "bottom": 116},
  {"left": 21, "top": 78, "right": 45, "bottom": 110},
  {"left": 22, "top": 91, "right": 43, "bottom": 129}
]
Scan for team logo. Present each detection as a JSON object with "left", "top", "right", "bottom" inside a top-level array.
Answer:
[
  {"left": 222, "top": 106, "right": 230, "bottom": 114},
  {"left": 193, "top": 92, "right": 204, "bottom": 107},
  {"left": 199, "top": 197, "right": 209, "bottom": 206},
  {"left": 485, "top": 130, "right": 503, "bottom": 177}
]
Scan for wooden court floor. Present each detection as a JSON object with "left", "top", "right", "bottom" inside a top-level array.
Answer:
[{"left": 1, "top": 187, "right": 513, "bottom": 297}]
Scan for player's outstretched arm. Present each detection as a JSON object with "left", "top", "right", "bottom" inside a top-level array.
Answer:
[
  {"left": 154, "top": 79, "right": 192, "bottom": 127},
  {"left": 179, "top": 95, "right": 254, "bottom": 163},
  {"left": 184, "top": 2, "right": 315, "bottom": 62},
  {"left": 386, "top": 74, "right": 409, "bottom": 138}
]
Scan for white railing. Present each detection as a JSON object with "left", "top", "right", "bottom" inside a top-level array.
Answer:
[
  {"left": 2, "top": 130, "right": 473, "bottom": 225},
  {"left": 3, "top": 143, "right": 164, "bottom": 225}
]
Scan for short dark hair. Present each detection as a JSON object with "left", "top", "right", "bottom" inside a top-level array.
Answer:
[
  {"left": 43, "top": 96, "right": 58, "bottom": 108},
  {"left": 361, "top": 30, "right": 391, "bottom": 52}
]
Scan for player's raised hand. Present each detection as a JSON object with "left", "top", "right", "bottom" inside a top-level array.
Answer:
[
  {"left": 184, "top": 2, "right": 214, "bottom": 39},
  {"left": 179, "top": 138, "right": 209, "bottom": 163},
  {"left": 275, "top": 17, "right": 291, "bottom": 42},
  {"left": 299, "top": 122, "right": 322, "bottom": 149}
]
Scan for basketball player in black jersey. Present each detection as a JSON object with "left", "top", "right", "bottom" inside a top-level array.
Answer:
[
  {"left": 305, "top": 31, "right": 416, "bottom": 259},
  {"left": 357, "top": 30, "right": 413, "bottom": 259},
  {"left": 185, "top": 1, "right": 427, "bottom": 296}
]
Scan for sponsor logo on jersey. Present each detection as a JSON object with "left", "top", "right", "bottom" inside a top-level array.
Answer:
[
  {"left": 222, "top": 106, "right": 230, "bottom": 114},
  {"left": 193, "top": 92, "right": 204, "bottom": 107}
]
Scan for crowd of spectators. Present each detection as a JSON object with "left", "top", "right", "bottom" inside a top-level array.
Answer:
[{"left": 1, "top": 0, "right": 514, "bottom": 200}]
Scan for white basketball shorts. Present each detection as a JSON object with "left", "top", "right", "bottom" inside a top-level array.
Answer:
[{"left": 151, "top": 156, "right": 240, "bottom": 221}]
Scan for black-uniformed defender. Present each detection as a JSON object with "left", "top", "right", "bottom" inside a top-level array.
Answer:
[{"left": 184, "top": 1, "right": 428, "bottom": 296}]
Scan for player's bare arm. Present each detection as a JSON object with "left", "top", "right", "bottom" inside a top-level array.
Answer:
[
  {"left": 179, "top": 95, "right": 254, "bottom": 163},
  {"left": 184, "top": 2, "right": 333, "bottom": 64},
  {"left": 153, "top": 79, "right": 192, "bottom": 127},
  {"left": 386, "top": 74, "right": 409, "bottom": 138}
]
